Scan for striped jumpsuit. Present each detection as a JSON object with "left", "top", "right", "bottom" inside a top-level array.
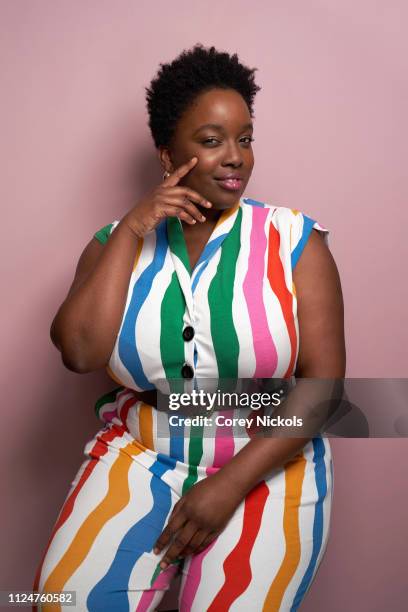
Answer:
[{"left": 34, "top": 198, "right": 334, "bottom": 611}]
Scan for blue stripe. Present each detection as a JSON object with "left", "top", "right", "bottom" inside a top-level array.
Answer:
[
  {"left": 242, "top": 197, "right": 265, "bottom": 208},
  {"left": 87, "top": 455, "right": 177, "bottom": 611},
  {"left": 118, "top": 222, "right": 168, "bottom": 390},
  {"left": 192, "top": 260, "right": 209, "bottom": 294},
  {"left": 169, "top": 420, "right": 184, "bottom": 462},
  {"left": 165, "top": 348, "right": 200, "bottom": 462},
  {"left": 291, "top": 215, "right": 316, "bottom": 270},
  {"left": 290, "top": 436, "right": 328, "bottom": 611},
  {"left": 191, "top": 234, "right": 227, "bottom": 293},
  {"left": 330, "top": 458, "right": 334, "bottom": 504}
]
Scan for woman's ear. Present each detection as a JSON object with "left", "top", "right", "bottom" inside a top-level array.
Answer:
[{"left": 158, "top": 146, "right": 173, "bottom": 174}]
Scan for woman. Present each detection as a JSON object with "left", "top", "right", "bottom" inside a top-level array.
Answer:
[{"left": 34, "top": 44, "right": 345, "bottom": 611}]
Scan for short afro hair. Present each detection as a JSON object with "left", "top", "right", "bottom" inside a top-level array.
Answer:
[{"left": 145, "top": 43, "right": 261, "bottom": 149}]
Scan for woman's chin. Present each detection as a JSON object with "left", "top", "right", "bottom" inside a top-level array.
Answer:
[{"left": 207, "top": 189, "right": 245, "bottom": 209}]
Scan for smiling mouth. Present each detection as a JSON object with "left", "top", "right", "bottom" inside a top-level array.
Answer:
[{"left": 214, "top": 178, "right": 243, "bottom": 191}]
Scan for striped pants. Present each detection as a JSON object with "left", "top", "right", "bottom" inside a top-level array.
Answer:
[{"left": 34, "top": 387, "right": 333, "bottom": 611}]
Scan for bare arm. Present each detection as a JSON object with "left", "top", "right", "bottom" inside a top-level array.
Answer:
[
  {"left": 293, "top": 229, "right": 346, "bottom": 379},
  {"left": 50, "top": 220, "right": 141, "bottom": 373}
]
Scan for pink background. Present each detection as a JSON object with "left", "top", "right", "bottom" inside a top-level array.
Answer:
[{"left": 1, "top": 1, "right": 407, "bottom": 610}]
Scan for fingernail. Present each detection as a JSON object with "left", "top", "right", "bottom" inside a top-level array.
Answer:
[
  {"left": 160, "top": 561, "right": 168, "bottom": 570},
  {"left": 201, "top": 216, "right": 206, "bottom": 222},
  {"left": 191, "top": 219, "right": 196, "bottom": 224},
  {"left": 205, "top": 201, "right": 212, "bottom": 207}
]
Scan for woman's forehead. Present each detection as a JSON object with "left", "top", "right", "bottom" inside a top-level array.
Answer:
[{"left": 178, "top": 88, "right": 252, "bottom": 132}]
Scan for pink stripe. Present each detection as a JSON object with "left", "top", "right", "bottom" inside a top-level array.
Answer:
[
  {"left": 243, "top": 208, "right": 278, "bottom": 376},
  {"left": 178, "top": 539, "right": 218, "bottom": 610},
  {"left": 134, "top": 590, "right": 156, "bottom": 612},
  {"left": 99, "top": 407, "right": 117, "bottom": 422},
  {"left": 134, "top": 566, "right": 177, "bottom": 611},
  {"left": 208, "top": 410, "right": 235, "bottom": 471}
]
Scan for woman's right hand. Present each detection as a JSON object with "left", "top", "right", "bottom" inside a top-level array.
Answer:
[{"left": 123, "top": 156, "right": 212, "bottom": 238}]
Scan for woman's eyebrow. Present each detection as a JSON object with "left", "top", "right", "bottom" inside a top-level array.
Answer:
[{"left": 193, "top": 122, "right": 254, "bottom": 135}]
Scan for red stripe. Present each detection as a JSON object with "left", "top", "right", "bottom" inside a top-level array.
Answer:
[
  {"left": 119, "top": 395, "right": 138, "bottom": 428},
  {"left": 207, "top": 481, "right": 269, "bottom": 610},
  {"left": 267, "top": 222, "right": 297, "bottom": 377}
]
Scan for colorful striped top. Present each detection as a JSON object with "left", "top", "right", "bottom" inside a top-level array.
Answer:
[{"left": 93, "top": 197, "right": 329, "bottom": 394}]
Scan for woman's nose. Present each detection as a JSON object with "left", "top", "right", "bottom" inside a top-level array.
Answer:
[{"left": 222, "top": 140, "right": 244, "bottom": 166}]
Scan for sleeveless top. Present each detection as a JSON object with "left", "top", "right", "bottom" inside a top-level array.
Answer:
[{"left": 93, "top": 197, "right": 329, "bottom": 397}]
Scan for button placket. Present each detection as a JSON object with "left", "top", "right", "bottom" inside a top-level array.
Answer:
[
  {"left": 181, "top": 309, "right": 195, "bottom": 379},
  {"left": 167, "top": 206, "right": 241, "bottom": 385}
]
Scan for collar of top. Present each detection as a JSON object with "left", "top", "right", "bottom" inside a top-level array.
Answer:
[{"left": 166, "top": 197, "right": 242, "bottom": 276}]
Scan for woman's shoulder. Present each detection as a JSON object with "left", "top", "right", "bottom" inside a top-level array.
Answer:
[
  {"left": 240, "top": 197, "right": 330, "bottom": 267},
  {"left": 241, "top": 196, "right": 321, "bottom": 222},
  {"left": 242, "top": 196, "right": 328, "bottom": 232},
  {"left": 93, "top": 220, "right": 121, "bottom": 245}
]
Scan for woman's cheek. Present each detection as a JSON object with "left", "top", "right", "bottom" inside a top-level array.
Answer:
[{"left": 196, "top": 157, "right": 221, "bottom": 178}]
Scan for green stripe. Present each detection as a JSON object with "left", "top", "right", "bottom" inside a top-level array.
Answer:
[
  {"left": 94, "top": 386, "right": 124, "bottom": 417},
  {"left": 208, "top": 208, "right": 242, "bottom": 379},
  {"left": 94, "top": 223, "right": 114, "bottom": 245},
  {"left": 181, "top": 425, "right": 204, "bottom": 494},
  {"left": 150, "top": 557, "right": 182, "bottom": 587},
  {"left": 160, "top": 271, "right": 186, "bottom": 393},
  {"left": 167, "top": 217, "right": 191, "bottom": 274}
]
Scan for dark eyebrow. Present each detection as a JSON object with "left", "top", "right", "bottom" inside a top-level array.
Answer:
[{"left": 193, "top": 122, "right": 253, "bottom": 136}]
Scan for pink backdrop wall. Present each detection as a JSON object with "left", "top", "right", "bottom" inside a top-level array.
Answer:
[{"left": 1, "top": 1, "right": 407, "bottom": 610}]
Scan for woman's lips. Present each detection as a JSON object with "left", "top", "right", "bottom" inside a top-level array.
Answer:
[{"left": 215, "top": 178, "right": 243, "bottom": 192}]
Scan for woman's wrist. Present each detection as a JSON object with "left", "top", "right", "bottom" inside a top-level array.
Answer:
[
  {"left": 212, "top": 463, "right": 254, "bottom": 500},
  {"left": 120, "top": 213, "right": 145, "bottom": 240}
]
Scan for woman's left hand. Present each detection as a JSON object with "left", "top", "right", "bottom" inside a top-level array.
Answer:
[{"left": 153, "top": 472, "right": 244, "bottom": 569}]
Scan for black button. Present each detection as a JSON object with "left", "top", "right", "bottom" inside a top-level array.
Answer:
[
  {"left": 182, "top": 326, "right": 195, "bottom": 342},
  {"left": 181, "top": 364, "right": 194, "bottom": 379}
]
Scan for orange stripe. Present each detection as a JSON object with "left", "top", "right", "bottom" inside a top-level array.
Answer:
[
  {"left": 215, "top": 199, "right": 240, "bottom": 228},
  {"left": 32, "top": 427, "right": 126, "bottom": 610},
  {"left": 42, "top": 443, "right": 143, "bottom": 610},
  {"left": 139, "top": 402, "right": 154, "bottom": 450},
  {"left": 133, "top": 237, "right": 144, "bottom": 272},
  {"left": 105, "top": 364, "right": 124, "bottom": 385},
  {"left": 290, "top": 224, "right": 299, "bottom": 301},
  {"left": 263, "top": 453, "right": 306, "bottom": 611},
  {"left": 290, "top": 228, "right": 298, "bottom": 296}
]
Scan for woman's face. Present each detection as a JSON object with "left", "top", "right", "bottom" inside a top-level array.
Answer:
[{"left": 160, "top": 88, "right": 255, "bottom": 210}]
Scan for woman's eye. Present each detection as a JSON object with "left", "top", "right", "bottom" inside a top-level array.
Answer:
[{"left": 202, "top": 137, "right": 255, "bottom": 145}]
